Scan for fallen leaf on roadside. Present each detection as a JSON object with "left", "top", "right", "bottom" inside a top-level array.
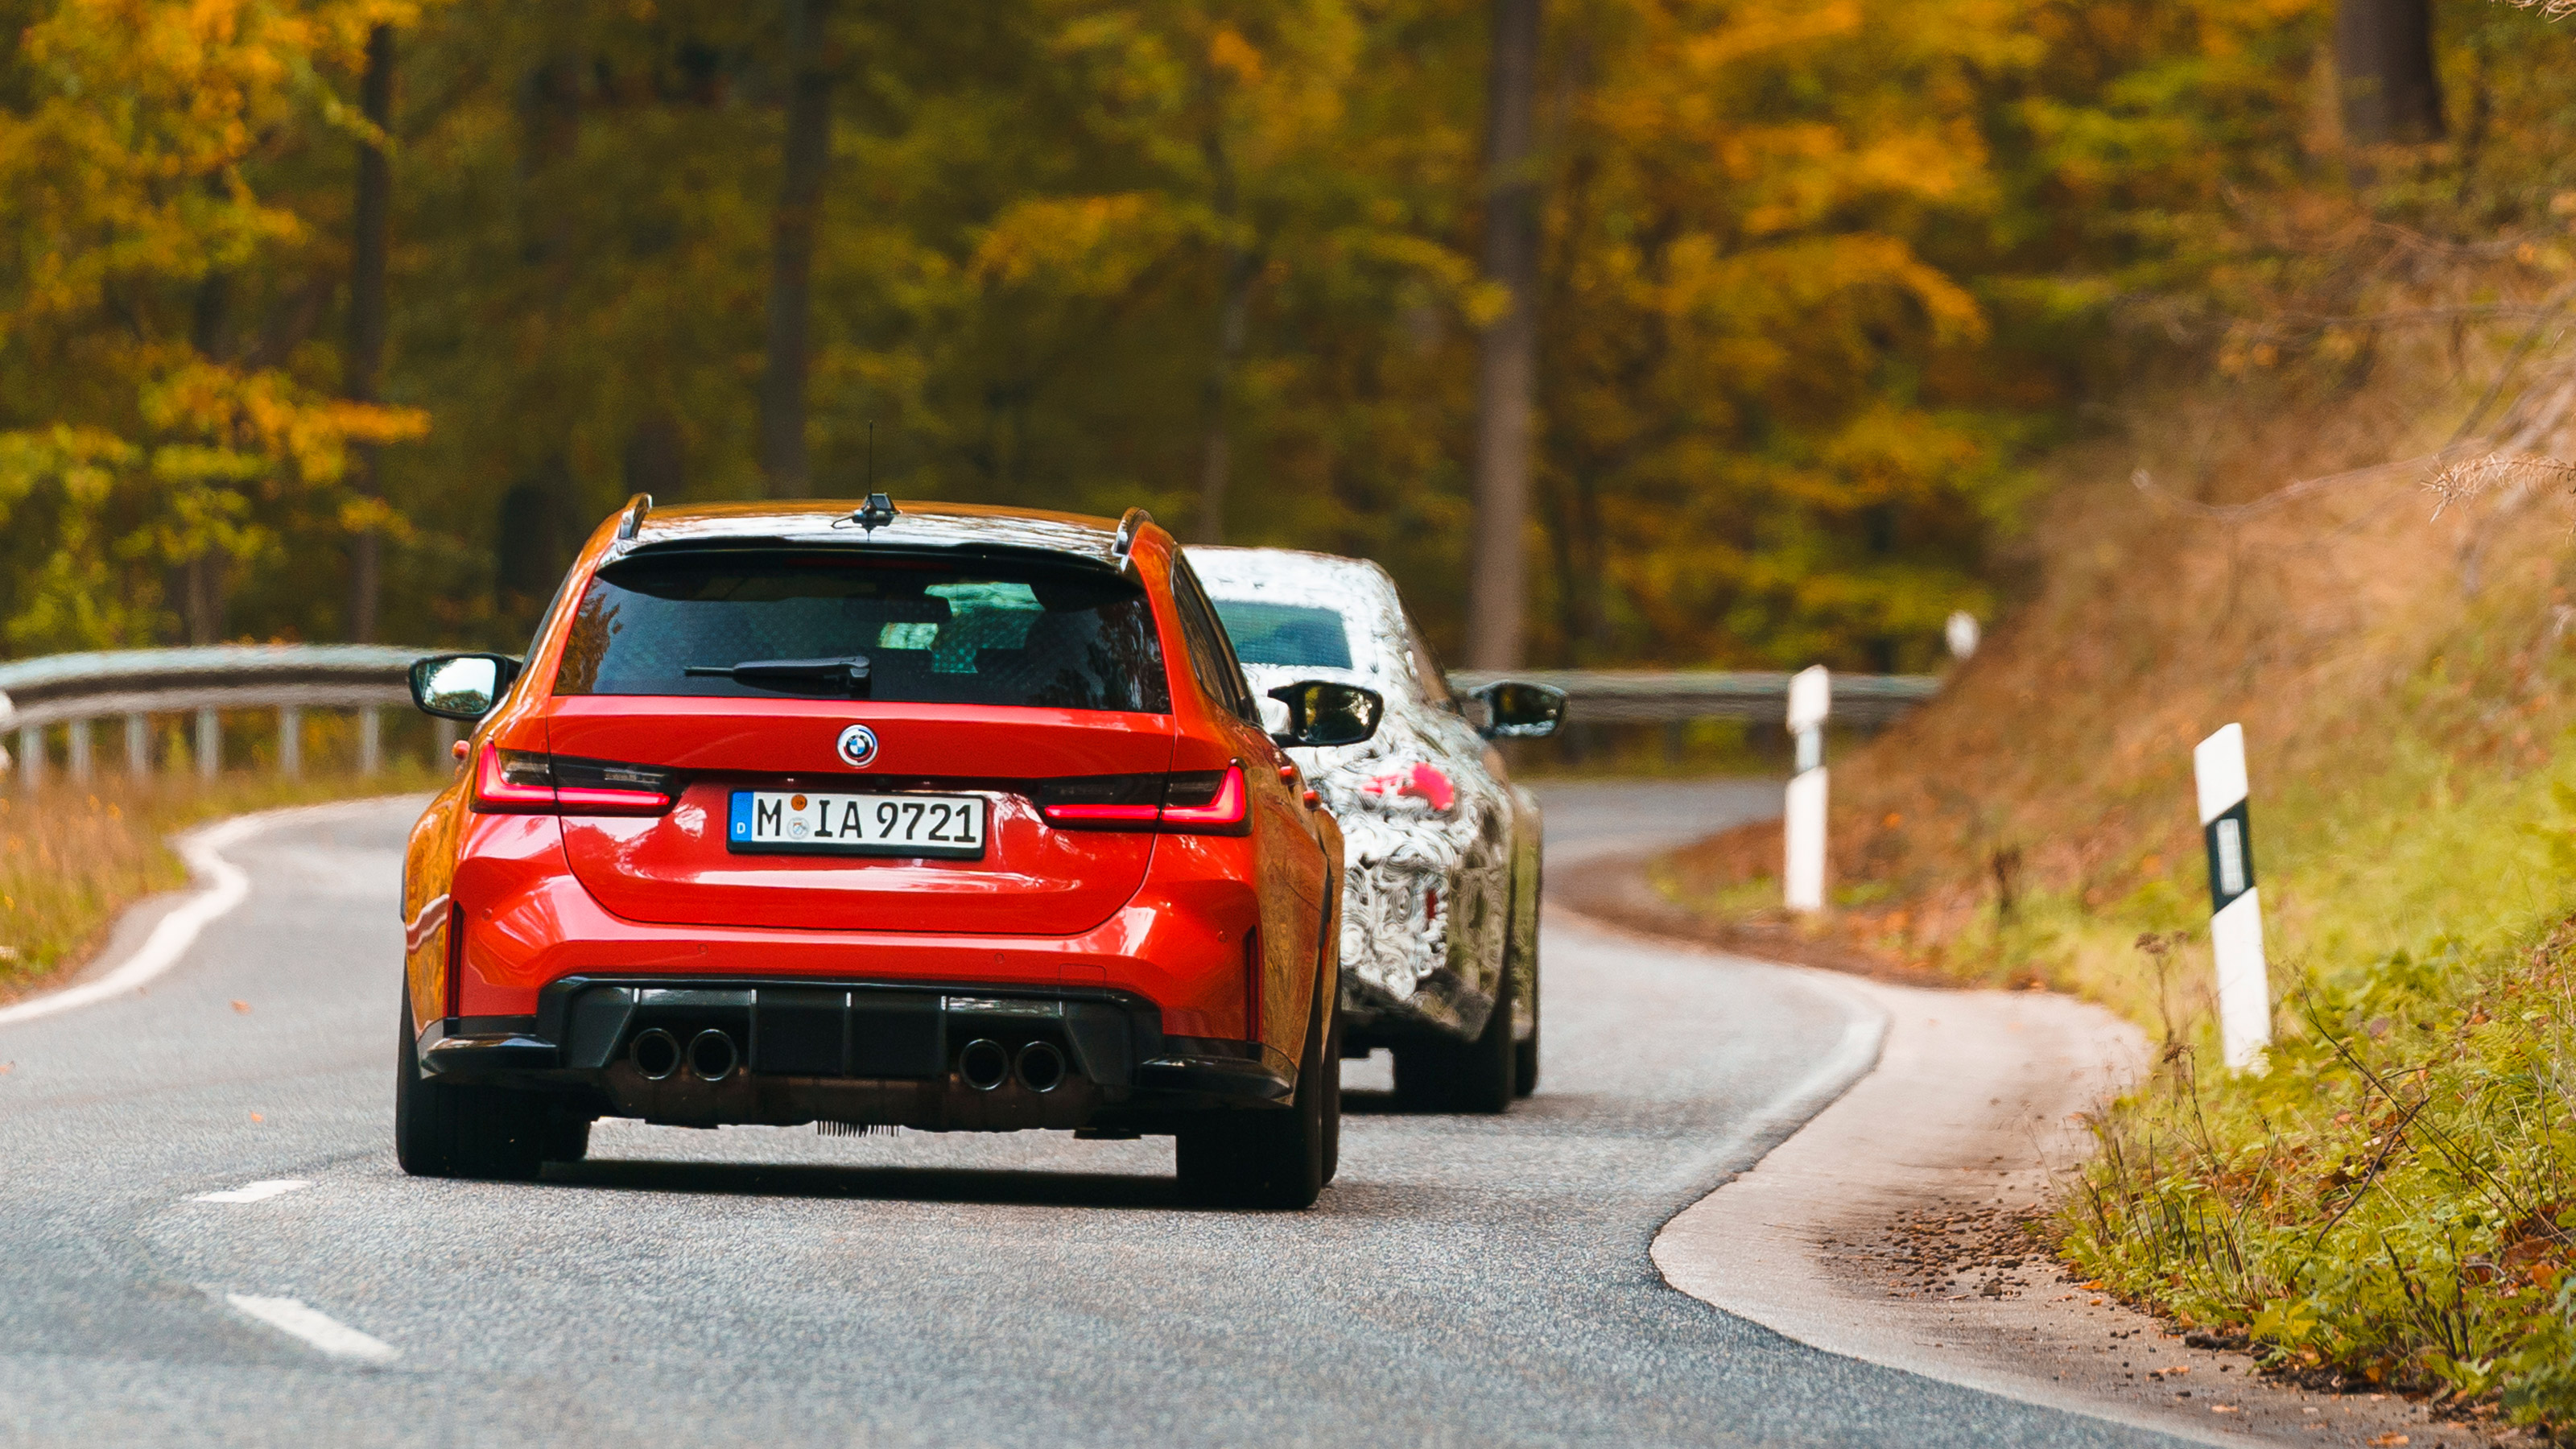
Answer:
[
  {"left": 2211, "top": 1405, "right": 2238, "bottom": 1414},
  {"left": 2162, "top": 1365, "right": 2190, "bottom": 1375},
  {"left": 0, "top": 1062, "right": 13, "bottom": 1074},
  {"left": 2366, "top": 1435, "right": 2409, "bottom": 1447},
  {"left": 230, "top": 1000, "right": 250, "bottom": 1013},
  {"left": 250, "top": 1113, "right": 263, "bottom": 1123}
]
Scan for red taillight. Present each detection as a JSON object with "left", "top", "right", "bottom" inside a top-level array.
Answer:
[
  {"left": 1038, "top": 765, "right": 1250, "bottom": 835},
  {"left": 1158, "top": 766, "right": 1248, "bottom": 832},
  {"left": 551, "top": 785, "right": 675, "bottom": 812},
  {"left": 473, "top": 745, "right": 556, "bottom": 811},
  {"left": 472, "top": 745, "right": 680, "bottom": 816},
  {"left": 1043, "top": 803, "right": 1163, "bottom": 824}
]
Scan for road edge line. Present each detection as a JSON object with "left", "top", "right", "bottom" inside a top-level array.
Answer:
[
  {"left": 1560, "top": 894, "right": 2275, "bottom": 1446},
  {"left": 0, "top": 795, "right": 423, "bottom": 1031}
]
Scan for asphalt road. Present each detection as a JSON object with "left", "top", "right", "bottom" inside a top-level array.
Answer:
[{"left": 0, "top": 782, "right": 2198, "bottom": 1447}]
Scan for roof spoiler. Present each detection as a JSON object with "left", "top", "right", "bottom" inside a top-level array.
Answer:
[
  {"left": 1112, "top": 507, "right": 1154, "bottom": 575},
  {"left": 615, "top": 493, "right": 653, "bottom": 541}
]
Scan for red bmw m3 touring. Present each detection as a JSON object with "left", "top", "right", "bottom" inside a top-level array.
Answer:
[{"left": 395, "top": 494, "right": 1380, "bottom": 1208}]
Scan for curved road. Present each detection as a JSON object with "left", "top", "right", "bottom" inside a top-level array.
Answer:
[{"left": 0, "top": 786, "right": 2192, "bottom": 1447}]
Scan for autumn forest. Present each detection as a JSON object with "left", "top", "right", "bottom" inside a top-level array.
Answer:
[{"left": 0, "top": 0, "right": 2566, "bottom": 671}]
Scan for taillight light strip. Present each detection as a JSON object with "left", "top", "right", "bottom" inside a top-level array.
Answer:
[
  {"left": 470, "top": 745, "right": 679, "bottom": 816},
  {"left": 1038, "top": 764, "right": 1250, "bottom": 836}
]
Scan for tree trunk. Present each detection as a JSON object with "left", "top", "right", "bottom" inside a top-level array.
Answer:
[
  {"left": 1467, "top": 0, "right": 1542, "bottom": 671},
  {"left": 180, "top": 228, "right": 233, "bottom": 646},
  {"left": 345, "top": 23, "right": 394, "bottom": 644},
  {"left": 2336, "top": 0, "right": 2444, "bottom": 145},
  {"left": 760, "top": 0, "right": 836, "bottom": 500},
  {"left": 624, "top": 411, "right": 685, "bottom": 501},
  {"left": 518, "top": 52, "right": 581, "bottom": 263},
  {"left": 1195, "top": 127, "right": 1257, "bottom": 546}
]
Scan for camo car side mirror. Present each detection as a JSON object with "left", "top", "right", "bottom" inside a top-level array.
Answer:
[
  {"left": 1469, "top": 680, "right": 1567, "bottom": 739},
  {"left": 1268, "top": 681, "right": 1384, "bottom": 748}
]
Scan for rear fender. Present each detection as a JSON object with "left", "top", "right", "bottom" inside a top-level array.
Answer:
[{"left": 449, "top": 813, "right": 579, "bottom": 1018}]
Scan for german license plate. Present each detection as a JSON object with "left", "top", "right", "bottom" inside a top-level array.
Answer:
[{"left": 727, "top": 791, "right": 987, "bottom": 858}]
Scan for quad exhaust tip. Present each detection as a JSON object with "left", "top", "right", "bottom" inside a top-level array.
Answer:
[
  {"left": 687, "top": 1029, "right": 738, "bottom": 1082},
  {"left": 1015, "top": 1042, "right": 1065, "bottom": 1094},
  {"left": 630, "top": 1028, "right": 682, "bottom": 1081},
  {"left": 958, "top": 1038, "right": 1010, "bottom": 1092}
]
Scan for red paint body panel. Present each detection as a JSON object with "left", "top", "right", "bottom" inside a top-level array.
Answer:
[
  {"left": 545, "top": 698, "right": 1173, "bottom": 934},
  {"left": 402, "top": 501, "right": 1344, "bottom": 1083},
  {"left": 450, "top": 814, "right": 1264, "bottom": 1040}
]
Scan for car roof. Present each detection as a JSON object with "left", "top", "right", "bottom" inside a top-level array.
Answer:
[
  {"left": 615, "top": 499, "right": 1129, "bottom": 571},
  {"left": 1186, "top": 544, "right": 1393, "bottom": 597},
  {"left": 1184, "top": 546, "right": 1415, "bottom": 684}
]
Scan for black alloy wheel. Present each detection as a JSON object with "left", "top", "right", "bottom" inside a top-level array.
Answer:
[
  {"left": 1176, "top": 975, "right": 1338, "bottom": 1209},
  {"left": 394, "top": 996, "right": 551, "bottom": 1181}
]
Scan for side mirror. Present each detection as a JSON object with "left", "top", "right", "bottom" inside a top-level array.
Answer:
[
  {"left": 1267, "top": 681, "right": 1383, "bottom": 748},
  {"left": 409, "top": 654, "right": 522, "bottom": 720},
  {"left": 1469, "top": 680, "right": 1567, "bottom": 739}
]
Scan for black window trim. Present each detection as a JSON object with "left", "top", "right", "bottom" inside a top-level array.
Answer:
[{"left": 1169, "top": 559, "right": 1261, "bottom": 725}]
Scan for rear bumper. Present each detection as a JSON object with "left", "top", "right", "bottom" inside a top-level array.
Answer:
[
  {"left": 416, "top": 976, "right": 1292, "bottom": 1133},
  {"left": 442, "top": 814, "right": 1273, "bottom": 1042}
]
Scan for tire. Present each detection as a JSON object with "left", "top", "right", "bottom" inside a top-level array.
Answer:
[
  {"left": 1513, "top": 926, "right": 1541, "bottom": 1100},
  {"left": 1319, "top": 1002, "right": 1344, "bottom": 1187},
  {"left": 1392, "top": 944, "right": 1516, "bottom": 1114},
  {"left": 394, "top": 997, "right": 549, "bottom": 1181},
  {"left": 1319, "top": 909, "right": 1343, "bottom": 1186},
  {"left": 1177, "top": 978, "right": 1336, "bottom": 1210},
  {"left": 544, "top": 1112, "right": 592, "bottom": 1164}
]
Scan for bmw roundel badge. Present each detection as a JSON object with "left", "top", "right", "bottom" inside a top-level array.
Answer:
[{"left": 835, "top": 724, "right": 880, "bottom": 769}]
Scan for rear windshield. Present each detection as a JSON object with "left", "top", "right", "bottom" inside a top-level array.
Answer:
[
  {"left": 554, "top": 552, "right": 1171, "bottom": 712},
  {"left": 1207, "top": 601, "right": 1353, "bottom": 669}
]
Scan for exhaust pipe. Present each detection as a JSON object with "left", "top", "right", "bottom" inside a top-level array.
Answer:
[
  {"left": 957, "top": 1038, "right": 1009, "bottom": 1092},
  {"left": 630, "top": 1028, "right": 682, "bottom": 1080},
  {"left": 687, "top": 1028, "right": 739, "bottom": 1083},
  {"left": 1015, "top": 1042, "right": 1066, "bottom": 1094}
]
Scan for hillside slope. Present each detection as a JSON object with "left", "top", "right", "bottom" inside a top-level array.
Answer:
[{"left": 1653, "top": 254, "right": 2576, "bottom": 1423}]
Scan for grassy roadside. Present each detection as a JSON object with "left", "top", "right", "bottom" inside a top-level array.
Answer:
[
  {"left": 1637, "top": 254, "right": 2576, "bottom": 1425},
  {"left": 0, "top": 766, "right": 441, "bottom": 1004}
]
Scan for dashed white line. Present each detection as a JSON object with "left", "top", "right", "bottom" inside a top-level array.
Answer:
[
  {"left": 192, "top": 1179, "right": 312, "bottom": 1203},
  {"left": 223, "top": 1294, "right": 399, "bottom": 1364}
]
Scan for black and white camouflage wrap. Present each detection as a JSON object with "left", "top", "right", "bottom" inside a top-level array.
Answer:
[{"left": 1188, "top": 547, "right": 1541, "bottom": 1042}]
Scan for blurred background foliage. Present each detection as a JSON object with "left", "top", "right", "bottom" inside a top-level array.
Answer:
[{"left": 0, "top": 0, "right": 2566, "bottom": 670}]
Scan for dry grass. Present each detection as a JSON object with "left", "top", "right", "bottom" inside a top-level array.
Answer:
[
  {"left": 1656, "top": 240, "right": 2576, "bottom": 1021},
  {"left": 0, "top": 766, "right": 440, "bottom": 1003},
  {"left": 1645, "top": 225, "right": 2576, "bottom": 1422}
]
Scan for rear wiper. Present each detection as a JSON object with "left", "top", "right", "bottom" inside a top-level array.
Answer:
[{"left": 683, "top": 655, "right": 872, "bottom": 696}]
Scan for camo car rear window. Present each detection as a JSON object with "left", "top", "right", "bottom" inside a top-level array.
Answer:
[{"left": 1206, "top": 601, "right": 1353, "bottom": 670}]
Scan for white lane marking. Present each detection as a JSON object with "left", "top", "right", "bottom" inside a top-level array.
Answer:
[
  {"left": 0, "top": 796, "right": 423, "bottom": 1032},
  {"left": 223, "top": 1294, "right": 399, "bottom": 1364},
  {"left": 192, "top": 1179, "right": 312, "bottom": 1203}
]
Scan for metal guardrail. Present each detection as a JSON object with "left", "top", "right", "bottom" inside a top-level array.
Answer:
[
  {"left": 0, "top": 645, "right": 439, "bottom": 786},
  {"left": 1447, "top": 669, "right": 1941, "bottom": 725},
  {"left": 0, "top": 646, "right": 1946, "bottom": 789}
]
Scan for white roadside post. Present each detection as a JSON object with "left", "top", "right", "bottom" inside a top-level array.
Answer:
[
  {"left": 1784, "top": 665, "right": 1831, "bottom": 913},
  {"left": 2192, "top": 723, "right": 2271, "bottom": 1070},
  {"left": 1945, "top": 610, "right": 1981, "bottom": 661}
]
